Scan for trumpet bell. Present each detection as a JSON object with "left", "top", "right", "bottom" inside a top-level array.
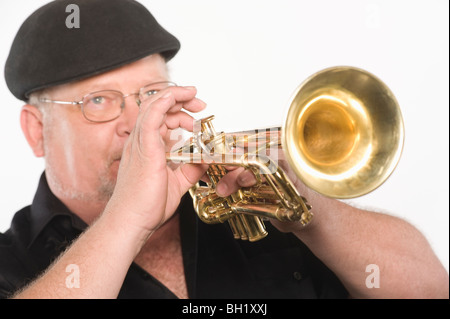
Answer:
[{"left": 283, "top": 66, "right": 404, "bottom": 198}]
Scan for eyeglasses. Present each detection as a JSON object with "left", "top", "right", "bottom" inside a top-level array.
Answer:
[{"left": 39, "top": 81, "right": 176, "bottom": 123}]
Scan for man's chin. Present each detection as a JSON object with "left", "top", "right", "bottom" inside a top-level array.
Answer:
[{"left": 98, "top": 162, "right": 120, "bottom": 201}]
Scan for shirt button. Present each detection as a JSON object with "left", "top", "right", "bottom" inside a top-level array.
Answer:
[{"left": 293, "top": 271, "right": 302, "bottom": 281}]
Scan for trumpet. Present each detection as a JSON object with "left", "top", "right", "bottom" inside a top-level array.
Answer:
[{"left": 166, "top": 66, "right": 405, "bottom": 241}]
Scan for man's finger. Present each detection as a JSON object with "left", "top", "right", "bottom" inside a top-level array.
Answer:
[
  {"left": 164, "top": 111, "right": 195, "bottom": 131},
  {"left": 215, "top": 167, "right": 253, "bottom": 197}
]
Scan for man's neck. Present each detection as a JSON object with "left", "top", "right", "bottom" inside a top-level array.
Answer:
[{"left": 139, "top": 213, "right": 181, "bottom": 252}]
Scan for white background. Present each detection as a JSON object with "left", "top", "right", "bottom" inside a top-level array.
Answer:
[{"left": 0, "top": 0, "right": 448, "bottom": 273}]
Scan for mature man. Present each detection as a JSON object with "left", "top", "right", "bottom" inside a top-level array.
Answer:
[{"left": 0, "top": 0, "right": 448, "bottom": 299}]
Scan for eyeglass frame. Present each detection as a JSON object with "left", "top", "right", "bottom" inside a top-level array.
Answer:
[{"left": 38, "top": 81, "right": 177, "bottom": 123}]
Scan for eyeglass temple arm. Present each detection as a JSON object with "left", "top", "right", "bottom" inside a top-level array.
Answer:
[{"left": 39, "top": 98, "right": 82, "bottom": 105}]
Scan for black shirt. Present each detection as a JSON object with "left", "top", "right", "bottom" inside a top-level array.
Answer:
[{"left": 0, "top": 173, "right": 348, "bottom": 298}]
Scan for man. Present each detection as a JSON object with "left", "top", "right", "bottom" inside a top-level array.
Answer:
[{"left": 0, "top": 0, "right": 448, "bottom": 299}]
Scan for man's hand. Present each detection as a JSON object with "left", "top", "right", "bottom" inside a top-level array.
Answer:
[{"left": 106, "top": 86, "right": 208, "bottom": 235}]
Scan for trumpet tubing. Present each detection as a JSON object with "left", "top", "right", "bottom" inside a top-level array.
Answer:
[{"left": 168, "top": 66, "right": 404, "bottom": 241}]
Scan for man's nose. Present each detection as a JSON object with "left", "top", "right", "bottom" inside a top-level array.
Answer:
[{"left": 116, "top": 93, "right": 140, "bottom": 135}]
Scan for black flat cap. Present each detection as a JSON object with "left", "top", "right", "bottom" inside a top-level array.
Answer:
[{"left": 5, "top": 0, "right": 180, "bottom": 101}]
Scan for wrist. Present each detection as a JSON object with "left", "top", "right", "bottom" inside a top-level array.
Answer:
[{"left": 100, "top": 204, "right": 154, "bottom": 258}]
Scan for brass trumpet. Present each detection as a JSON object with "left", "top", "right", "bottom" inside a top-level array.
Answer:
[{"left": 167, "top": 66, "right": 405, "bottom": 241}]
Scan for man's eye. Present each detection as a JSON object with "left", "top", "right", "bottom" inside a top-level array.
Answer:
[
  {"left": 91, "top": 96, "right": 106, "bottom": 104},
  {"left": 143, "top": 89, "right": 158, "bottom": 97}
]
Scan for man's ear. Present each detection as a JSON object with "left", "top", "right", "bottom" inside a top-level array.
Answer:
[{"left": 20, "top": 104, "right": 45, "bottom": 157}]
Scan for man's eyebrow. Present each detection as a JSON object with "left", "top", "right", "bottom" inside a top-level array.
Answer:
[{"left": 75, "top": 81, "right": 122, "bottom": 96}]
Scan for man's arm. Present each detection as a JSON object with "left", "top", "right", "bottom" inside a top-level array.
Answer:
[
  {"left": 216, "top": 168, "right": 449, "bottom": 299},
  {"left": 13, "top": 87, "right": 206, "bottom": 298},
  {"left": 277, "top": 189, "right": 449, "bottom": 298}
]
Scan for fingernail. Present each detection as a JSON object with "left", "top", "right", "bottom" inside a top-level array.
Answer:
[
  {"left": 184, "top": 86, "right": 196, "bottom": 90},
  {"left": 237, "top": 172, "right": 254, "bottom": 186},
  {"left": 216, "top": 182, "right": 228, "bottom": 197},
  {"left": 237, "top": 174, "right": 249, "bottom": 186}
]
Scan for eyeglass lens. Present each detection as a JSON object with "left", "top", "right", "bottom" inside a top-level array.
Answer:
[{"left": 82, "top": 81, "right": 175, "bottom": 122}]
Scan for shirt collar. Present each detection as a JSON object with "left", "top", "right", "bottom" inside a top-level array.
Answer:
[{"left": 28, "top": 172, "right": 87, "bottom": 247}]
